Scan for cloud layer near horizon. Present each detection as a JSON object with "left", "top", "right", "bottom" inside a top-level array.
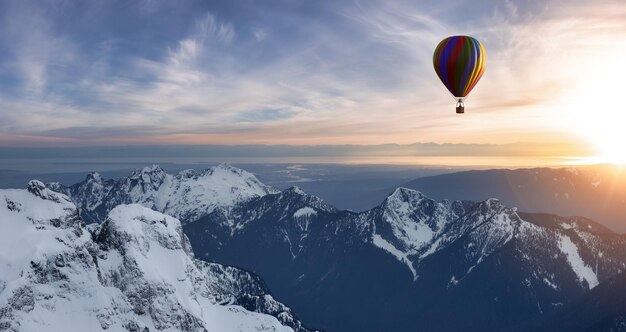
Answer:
[{"left": 0, "top": 0, "right": 624, "bottom": 149}]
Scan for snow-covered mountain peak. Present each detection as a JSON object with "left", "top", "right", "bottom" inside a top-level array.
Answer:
[
  {"left": 468, "top": 198, "right": 513, "bottom": 222},
  {"left": 200, "top": 163, "right": 273, "bottom": 190},
  {"left": 369, "top": 189, "right": 450, "bottom": 278},
  {"left": 277, "top": 187, "right": 336, "bottom": 213},
  {"left": 482, "top": 197, "right": 504, "bottom": 209},
  {"left": 1, "top": 182, "right": 85, "bottom": 282},
  {"left": 128, "top": 164, "right": 168, "bottom": 188},
  {"left": 176, "top": 168, "right": 198, "bottom": 179},
  {"left": 209, "top": 162, "right": 245, "bottom": 174},
  {"left": 284, "top": 186, "right": 306, "bottom": 195},
  {"left": 0, "top": 186, "right": 311, "bottom": 332},
  {"left": 26, "top": 180, "right": 71, "bottom": 204},
  {"left": 382, "top": 187, "right": 430, "bottom": 212},
  {"left": 367, "top": 187, "right": 526, "bottom": 281},
  {"left": 388, "top": 187, "right": 426, "bottom": 200},
  {"left": 379, "top": 187, "right": 448, "bottom": 232},
  {"left": 131, "top": 164, "right": 165, "bottom": 176},
  {"left": 179, "top": 178, "right": 626, "bottom": 331},
  {"left": 50, "top": 164, "right": 278, "bottom": 224},
  {"left": 99, "top": 204, "right": 194, "bottom": 256},
  {"left": 198, "top": 186, "right": 340, "bottom": 244},
  {"left": 85, "top": 172, "right": 104, "bottom": 183}
]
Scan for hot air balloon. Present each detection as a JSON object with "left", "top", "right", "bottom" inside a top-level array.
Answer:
[{"left": 433, "top": 36, "right": 486, "bottom": 114}]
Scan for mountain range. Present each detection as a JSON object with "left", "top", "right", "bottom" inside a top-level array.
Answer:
[
  {"left": 35, "top": 164, "right": 626, "bottom": 331},
  {"left": 185, "top": 185, "right": 626, "bottom": 331},
  {"left": 399, "top": 165, "right": 626, "bottom": 232},
  {"left": 48, "top": 164, "right": 276, "bottom": 225},
  {"left": 0, "top": 180, "right": 310, "bottom": 331}
]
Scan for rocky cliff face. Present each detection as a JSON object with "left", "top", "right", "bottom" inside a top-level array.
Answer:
[
  {"left": 185, "top": 185, "right": 626, "bottom": 332},
  {"left": 45, "top": 164, "right": 626, "bottom": 331},
  {"left": 0, "top": 181, "right": 310, "bottom": 332},
  {"left": 48, "top": 163, "right": 276, "bottom": 224}
]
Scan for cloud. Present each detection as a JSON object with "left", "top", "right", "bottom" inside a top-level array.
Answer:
[
  {"left": 0, "top": 0, "right": 624, "bottom": 150},
  {"left": 34, "top": 125, "right": 167, "bottom": 139},
  {"left": 169, "top": 39, "right": 200, "bottom": 66},
  {"left": 0, "top": 2, "right": 77, "bottom": 95},
  {"left": 252, "top": 28, "right": 267, "bottom": 42},
  {"left": 195, "top": 12, "right": 236, "bottom": 44}
]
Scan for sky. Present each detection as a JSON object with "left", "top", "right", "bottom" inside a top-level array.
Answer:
[{"left": 0, "top": 0, "right": 625, "bottom": 163}]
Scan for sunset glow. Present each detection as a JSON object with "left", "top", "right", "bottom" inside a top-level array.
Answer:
[
  {"left": 0, "top": 1, "right": 625, "bottom": 165},
  {"left": 565, "top": 51, "right": 626, "bottom": 164}
]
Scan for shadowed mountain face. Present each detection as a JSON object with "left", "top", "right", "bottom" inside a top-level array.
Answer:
[
  {"left": 44, "top": 164, "right": 626, "bottom": 331},
  {"left": 399, "top": 165, "right": 626, "bottom": 232},
  {"left": 183, "top": 188, "right": 626, "bottom": 331},
  {"left": 524, "top": 272, "right": 626, "bottom": 332}
]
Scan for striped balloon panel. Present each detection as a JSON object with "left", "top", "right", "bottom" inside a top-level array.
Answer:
[{"left": 433, "top": 36, "right": 486, "bottom": 98}]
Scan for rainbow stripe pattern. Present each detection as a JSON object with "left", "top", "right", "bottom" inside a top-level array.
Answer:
[{"left": 433, "top": 35, "right": 486, "bottom": 98}]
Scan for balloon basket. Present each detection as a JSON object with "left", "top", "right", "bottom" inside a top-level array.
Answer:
[{"left": 455, "top": 99, "right": 465, "bottom": 114}]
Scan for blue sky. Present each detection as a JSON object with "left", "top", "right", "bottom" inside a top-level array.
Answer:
[{"left": 0, "top": 0, "right": 625, "bottom": 159}]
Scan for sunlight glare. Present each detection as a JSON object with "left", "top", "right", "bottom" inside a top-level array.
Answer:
[{"left": 566, "top": 51, "right": 626, "bottom": 164}]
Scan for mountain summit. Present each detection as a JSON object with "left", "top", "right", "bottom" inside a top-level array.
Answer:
[
  {"left": 185, "top": 183, "right": 626, "bottom": 331},
  {"left": 45, "top": 165, "right": 626, "bottom": 331},
  {"left": 0, "top": 181, "right": 310, "bottom": 331},
  {"left": 48, "top": 163, "right": 276, "bottom": 224}
]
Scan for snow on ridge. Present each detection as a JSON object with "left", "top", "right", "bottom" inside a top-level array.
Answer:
[
  {"left": 137, "top": 164, "right": 164, "bottom": 174},
  {"left": 294, "top": 207, "right": 317, "bottom": 218},
  {"left": 376, "top": 188, "right": 451, "bottom": 268},
  {"left": 176, "top": 168, "right": 198, "bottom": 178},
  {"left": 380, "top": 187, "right": 438, "bottom": 255},
  {"left": 0, "top": 187, "right": 301, "bottom": 332},
  {"left": 27, "top": 180, "right": 73, "bottom": 204},
  {"left": 558, "top": 234, "right": 599, "bottom": 289},
  {"left": 372, "top": 234, "right": 417, "bottom": 280},
  {"left": 372, "top": 190, "right": 520, "bottom": 282},
  {"left": 86, "top": 171, "right": 103, "bottom": 182},
  {"left": 285, "top": 186, "right": 306, "bottom": 195},
  {"left": 59, "top": 164, "right": 277, "bottom": 224},
  {"left": 387, "top": 187, "right": 426, "bottom": 201},
  {"left": 0, "top": 184, "right": 85, "bottom": 284}
]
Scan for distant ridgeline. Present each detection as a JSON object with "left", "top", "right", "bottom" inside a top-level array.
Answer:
[{"left": 41, "top": 164, "right": 626, "bottom": 332}]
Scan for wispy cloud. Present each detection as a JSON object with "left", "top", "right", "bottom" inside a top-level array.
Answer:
[
  {"left": 0, "top": 0, "right": 624, "bottom": 150},
  {"left": 1, "top": 2, "right": 76, "bottom": 95}
]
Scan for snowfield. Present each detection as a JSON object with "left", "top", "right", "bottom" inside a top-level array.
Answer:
[
  {"left": 48, "top": 163, "right": 277, "bottom": 224},
  {"left": 0, "top": 181, "right": 307, "bottom": 332}
]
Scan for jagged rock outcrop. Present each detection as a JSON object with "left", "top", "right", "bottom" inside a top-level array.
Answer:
[
  {"left": 0, "top": 181, "right": 311, "bottom": 332},
  {"left": 48, "top": 163, "right": 276, "bottom": 224}
]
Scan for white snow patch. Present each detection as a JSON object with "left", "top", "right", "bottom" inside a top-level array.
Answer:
[
  {"left": 447, "top": 275, "right": 459, "bottom": 288},
  {"left": 293, "top": 207, "right": 317, "bottom": 218},
  {"left": 372, "top": 234, "right": 417, "bottom": 280},
  {"left": 381, "top": 190, "right": 437, "bottom": 254},
  {"left": 0, "top": 187, "right": 296, "bottom": 332},
  {"left": 558, "top": 234, "right": 599, "bottom": 289},
  {"left": 543, "top": 277, "right": 558, "bottom": 290},
  {"left": 420, "top": 237, "right": 443, "bottom": 259},
  {"left": 70, "top": 164, "right": 277, "bottom": 224}
]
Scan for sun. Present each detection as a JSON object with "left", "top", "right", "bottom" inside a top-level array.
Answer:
[{"left": 565, "top": 52, "right": 626, "bottom": 164}]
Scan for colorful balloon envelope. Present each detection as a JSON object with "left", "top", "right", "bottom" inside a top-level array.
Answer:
[{"left": 433, "top": 35, "right": 486, "bottom": 113}]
